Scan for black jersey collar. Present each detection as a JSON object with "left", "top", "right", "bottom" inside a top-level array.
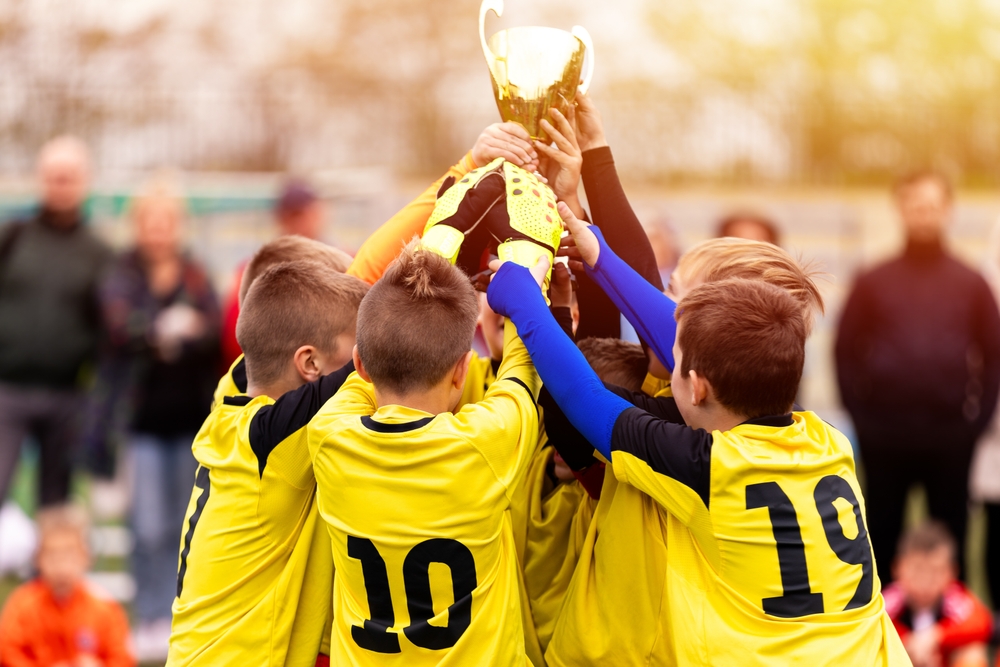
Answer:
[
  {"left": 361, "top": 415, "right": 434, "bottom": 433},
  {"left": 741, "top": 413, "right": 794, "bottom": 428},
  {"left": 223, "top": 395, "right": 253, "bottom": 406}
]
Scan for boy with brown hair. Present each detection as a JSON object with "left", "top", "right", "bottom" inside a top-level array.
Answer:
[
  {"left": 0, "top": 505, "right": 134, "bottom": 667},
  {"left": 490, "top": 218, "right": 909, "bottom": 665},
  {"left": 884, "top": 522, "right": 992, "bottom": 667},
  {"left": 168, "top": 260, "right": 370, "bottom": 666},
  {"left": 214, "top": 235, "right": 355, "bottom": 406},
  {"left": 306, "top": 242, "right": 547, "bottom": 665}
]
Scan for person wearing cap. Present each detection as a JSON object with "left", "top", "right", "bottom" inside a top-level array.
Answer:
[{"left": 219, "top": 180, "right": 327, "bottom": 369}]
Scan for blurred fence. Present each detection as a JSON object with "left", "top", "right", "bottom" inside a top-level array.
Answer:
[{"left": 3, "top": 84, "right": 1000, "bottom": 186}]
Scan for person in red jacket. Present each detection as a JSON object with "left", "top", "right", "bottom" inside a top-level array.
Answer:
[
  {"left": 884, "top": 521, "right": 993, "bottom": 667},
  {"left": 0, "top": 505, "right": 134, "bottom": 667}
]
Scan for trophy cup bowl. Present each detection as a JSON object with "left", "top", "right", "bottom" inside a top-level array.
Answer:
[{"left": 480, "top": 0, "right": 594, "bottom": 141}]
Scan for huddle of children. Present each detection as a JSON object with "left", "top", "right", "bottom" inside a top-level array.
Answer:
[{"left": 6, "top": 95, "right": 986, "bottom": 667}]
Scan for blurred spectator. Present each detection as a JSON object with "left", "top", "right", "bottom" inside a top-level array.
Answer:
[
  {"left": 716, "top": 210, "right": 781, "bottom": 246},
  {"left": 835, "top": 171, "right": 1000, "bottom": 582},
  {"left": 970, "top": 214, "right": 1000, "bottom": 608},
  {"left": 94, "top": 184, "right": 219, "bottom": 659},
  {"left": 0, "top": 505, "right": 134, "bottom": 667},
  {"left": 219, "top": 178, "right": 327, "bottom": 368},
  {"left": 884, "top": 522, "right": 992, "bottom": 667},
  {"left": 0, "top": 136, "right": 112, "bottom": 508}
]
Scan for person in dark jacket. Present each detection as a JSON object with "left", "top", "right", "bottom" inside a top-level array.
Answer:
[
  {"left": 94, "top": 183, "right": 219, "bottom": 659},
  {"left": 0, "top": 136, "right": 112, "bottom": 508},
  {"left": 835, "top": 171, "right": 1000, "bottom": 582}
]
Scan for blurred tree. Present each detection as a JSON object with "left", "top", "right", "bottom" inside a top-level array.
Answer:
[{"left": 646, "top": 0, "right": 1000, "bottom": 184}]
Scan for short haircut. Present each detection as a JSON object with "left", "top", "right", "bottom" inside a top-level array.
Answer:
[
  {"left": 675, "top": 237, "right": 824, "bottom": 333},
  {"left": 894, "top": 169, "right": 953, "bottom": 201},
  {"left": 36, "top": 504, "right": 89, "bottom": 548},
  {"left": 578, "top": 338, "right": 648, "bottom": 393},
  {"left": 676, "top": 279, "right": 805, "bottom": 418},
  {"left": 716, "top": 211, "right": 781, "bottom": 246},
  {"left": 240, "top": 236, "right": 354, "bottom": 304},
  {"left": 356, "top": 239, "right": 478, "bottom": 394},
  {"left": 237, "top": 260, "right": 369, "bottom": 387},
  {"left": 897, "top": 521, "right": 957, "bottom": 563}
]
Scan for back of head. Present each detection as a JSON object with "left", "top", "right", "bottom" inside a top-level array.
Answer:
[
  {"left": 676, "top": 237, "right": 824, "bottom": 332},
  {"left": 356, "top": 240, "right": 478, "bottom": 395},
  {"left": 240, "top": 236, "right": 354, "bottom": 304},
  {"left": 237, "top": 260, "right": 369, "bottom": 387},
  {"left": 676, "top": 279, "right": 805, "bottom": 418},
  {"left": 578, "top": 338, "right": 648, "bottom": 392}
]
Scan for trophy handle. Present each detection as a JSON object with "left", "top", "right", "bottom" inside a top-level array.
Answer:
[
  {"left": 479, "top": 0, "right": 504, "bottom": 66},
  {"left": 572, "top": 25, "right": 595, "bottom": 94}
]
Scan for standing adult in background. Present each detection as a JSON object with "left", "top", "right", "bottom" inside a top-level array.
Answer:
[
  {"left": 219, "top": 180, "right": 325, "bottom": 369},
  {"left": 969, "top": 215, "right": 1000, "bottom": 607},
  {"left": 96, "top": 185, "right": 219, "bottom": 659},
  {"left": 836, "top": 171, "right": 1000, "bottom": 582},
  {"left": 0, "top": 136, "right": 111, "bottom": 508}
]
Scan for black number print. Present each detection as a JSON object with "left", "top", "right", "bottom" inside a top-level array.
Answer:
[
  {"left": 176, "top": 466, "right": 210, "bottom": 598},
  {"left": 349, "top": 536, "right": 478, "bottom": 652},
  {"left": 746, "top": 476, "right": 875, "bottom": 617},
  {"left": 814, "top": 475, "right": 874, "bottom": 610},
  {"left": 746, "top": 481, "right": 824, "bottom": 618}
]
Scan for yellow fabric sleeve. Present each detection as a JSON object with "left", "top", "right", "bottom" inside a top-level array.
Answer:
[{"left": 347, "top": 152, "right": 477, "bottom": 285}]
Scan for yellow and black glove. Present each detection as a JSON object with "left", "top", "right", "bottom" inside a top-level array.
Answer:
[
  {"left": 487, "top": 162, "right": 563, "bottom": 298},
  {"left": 421, "top": 158, "right": 506, "bottom": 264}
]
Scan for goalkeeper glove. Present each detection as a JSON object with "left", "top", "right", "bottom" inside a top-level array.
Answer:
[
  {"left": 421, "top": 157, "right": 506, "bottom": 263},
  {"left": 487, "top": 162, "right": 564, "bottom": 299}
]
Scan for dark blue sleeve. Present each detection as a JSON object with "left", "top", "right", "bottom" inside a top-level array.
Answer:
[
  {"left": 585, "top": 227, "right": 678, "bottom": 371},
  {"left": 487, "top": 262, "right": 632, "bottom": 459}
]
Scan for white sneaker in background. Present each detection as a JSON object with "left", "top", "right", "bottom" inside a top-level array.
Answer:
[
  {"left": 132, "top": 618, "right": 172, "bottom": 662},
  {"left": 0, "top": 501, "right": 36, "bottom": 578}
]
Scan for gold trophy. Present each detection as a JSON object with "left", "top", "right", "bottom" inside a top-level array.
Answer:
[{"left": 479, "top": 0, "right": 594, "bottom": 141}]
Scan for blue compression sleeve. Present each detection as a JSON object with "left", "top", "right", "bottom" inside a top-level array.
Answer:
[
  {"left": 585, "top": 227, "right": 678, "bottom": 370},
  {"left": 487, "top": 262, "right": 633, "bottom": 459}
]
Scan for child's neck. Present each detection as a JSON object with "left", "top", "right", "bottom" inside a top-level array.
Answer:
[
  {"left": 689, "top": 404, "right": 748, "bottom": 434},
  {"left": 375, "top": 387, "right": 452, "bottom": 415}
]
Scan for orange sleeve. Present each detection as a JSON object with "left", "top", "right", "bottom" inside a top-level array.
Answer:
[
  {"left": 346, "top": 151, "right": 477, "bottom": 285},
  {"left": 99, "top": 599, "right": 136, "bottom": 667},
  {"left": 0, "top": 586, "right": 39, "bottom": 667}
]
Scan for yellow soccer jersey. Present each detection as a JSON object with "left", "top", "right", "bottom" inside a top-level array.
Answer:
[
  {"left": 512, "top": 445, "right": 594, "bottom": 654},
  {"left": 211, "top": 355, "right": 247, "bottom": 410},
  {"left": 308, "top": 321, "right": 540, "bottom": 666},
  {"left": 457, "top": 351, "right": 498, "bottom": 409},
  {"left": 169, "top": 363, "right": 369, "bottom": 666},
  {"left": 606, "top": 410, "right": 910, "bottom": 666}
]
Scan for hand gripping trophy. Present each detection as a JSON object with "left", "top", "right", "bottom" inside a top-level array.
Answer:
[{"left": 479, "top": 0, "right": 595, "bottom": 141}]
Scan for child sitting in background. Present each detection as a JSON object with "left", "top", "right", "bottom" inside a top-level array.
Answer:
[
  {"left": 0, "top": 506, "right": 134, "bottom": 667},
  {"left": 884, "top": 522, "right": 993, "bottom": 667}
]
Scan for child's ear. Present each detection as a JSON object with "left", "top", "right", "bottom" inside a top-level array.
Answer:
[
  {"left": 452, "top": 350, "right": 474, "bottom": 391},
  {"left": 688, "top": 370, "right": 710, "bottom": 407},
  {"left": 293, "top": 345, "right": 322, "bottom": 383},
  {"left": 353, "top": 346, "right": 371, "bottom": 383}
]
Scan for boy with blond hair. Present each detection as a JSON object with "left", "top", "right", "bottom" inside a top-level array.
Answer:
[
  {"left": 307, "top": 242, "right": 547, "bottom": 665},
  {"left": 490, "top": 206, "right": 909, "bottom": 665},
  {"left": 168, "top": 261, "right": 370, "bottom": 666}
]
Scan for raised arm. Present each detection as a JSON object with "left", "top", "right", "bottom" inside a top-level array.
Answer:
[
  {"left": 347, "top": 123, "right": 539, "bottom": 285},
  {"left": 560, "top": 202, "right": 678, "bottom": 370},
  {"left": 488, "top": 261, "right": 713, "bottom": 523}
]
